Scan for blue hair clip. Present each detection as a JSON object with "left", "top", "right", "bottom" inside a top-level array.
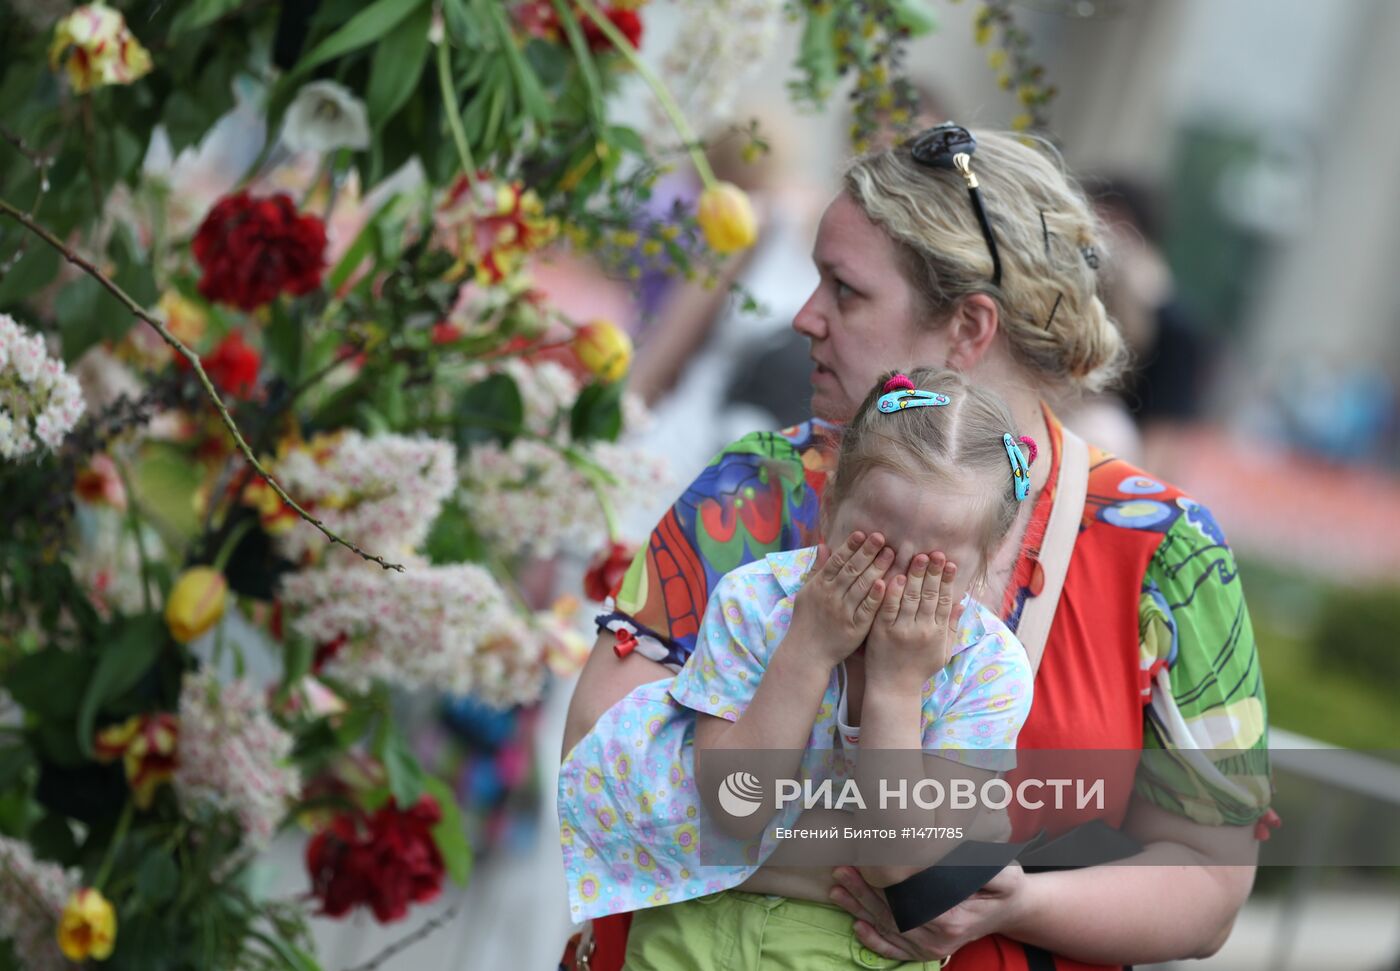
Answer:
[
  {"left": 876, "top": 390, "right": 952, "bottom": 413},
  {"left": 1003, "top": 433, "right": 1030, "bottom": 501}
]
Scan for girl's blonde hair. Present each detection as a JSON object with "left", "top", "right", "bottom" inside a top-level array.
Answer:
[
  {"left": 844, "top": 130, "right": 1127, "bottom": 394},
  {"left": 822, "top": 367, "right": 1031, "bottom": 580}
]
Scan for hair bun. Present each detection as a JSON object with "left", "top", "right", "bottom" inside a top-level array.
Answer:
[
  {"left": 1018, "top": 435, "right": 1038, "bottom": 465},
  {"left": 882, "top": 373, "right": 915, "bottom": 394}
]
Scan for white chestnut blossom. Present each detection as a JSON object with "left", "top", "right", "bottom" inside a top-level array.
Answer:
[
  {"left": 279, "top": 560, "right": 545, "bottom": 706},
  {"left": 174, "top": 672, "right": 301, "bottom": 849},
  {"left": 270, "top": 432, "right": 457, "bottom": 566},
  {"left": 281, "top": 80, "right": 371, "bottom": 154},
  {"left": 461, "top": 437, "right": 669, "bottom": 560},
  {"left": 662, "top": 0, "right": 784, "bottom": 133},
  {"left": 0, "top": 836, "right": 78, "bottom": 971},
  {"left": 0, "top": 314, "right": 85, "bottom": 461}
]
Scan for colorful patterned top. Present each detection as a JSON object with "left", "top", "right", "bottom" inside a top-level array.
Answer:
[
  {"left": 560, "top": 547, "right": 1032, "bottom": 920},
  {"left": 591, "top": 412, "right": 1272, "bottom": 971}
]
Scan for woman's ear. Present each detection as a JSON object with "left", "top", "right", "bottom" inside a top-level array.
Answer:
[{"left": 943, "top": 293, "right": 1001, "bottom": 371}]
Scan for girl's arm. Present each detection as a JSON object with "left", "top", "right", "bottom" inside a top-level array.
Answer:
[{"left": 561, "top": 630, "right": 671, "bottom": 761}]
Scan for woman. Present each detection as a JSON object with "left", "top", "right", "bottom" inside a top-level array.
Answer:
[{"left": 562, "top": 124, "right": 1272, "bottom": 969}]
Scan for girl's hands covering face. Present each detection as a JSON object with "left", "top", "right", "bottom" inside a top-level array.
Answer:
[
  {"left": 790, "top": 531, "right": 893, "bottom": 669},
  {"left": 864, "top": 552, "right": 964, "bottom": 691}
]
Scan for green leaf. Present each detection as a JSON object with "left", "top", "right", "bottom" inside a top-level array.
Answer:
[
  {"left": 891, "top": 0, "right": 939, "bottom": 37},
  {"left": 0, "top": 241, "right": 60, "bottom": 304},
  {"left": 76, "top": 614, "right": 165, "bottom": 757},
  {"left": 263, "top": 304, "right": 303, "bottom": 383},
  {"left": 326, "top": 221, "right": 379, "bottom": 293},
  {"left": 252, "top": 930, "right": 324, "bottom": 971},
  {"left": 454, "top": 372, "right": 523, "bottom": 448},
  {"left": 167, "top": 0, "right": 245, "bottom": 37},
  {"left": 290, "top": 0, "right": 429, "bottom": 80},
  {"left": 424, "top": 498, "right": 486, "bottom": 565},
  {"left": 375, "top": 718, "right": 425, "bottom": 808},
  {"left": 367, "top": 3, "right": 433, "bottom": 130},
  {"left": 135, "top": 852, "right": 179, "bottom": 906},
  {"left": 422, "top": 775, "right": 473, "bottom": 886},
  {"left": 4, "top": 649, "right": 89, "bottom": 720},
  {"left": 569, "top": 381, "right": 624, "bottom": 443},
  {"left": 0, "top": 745, "right": 34, "bottom": 793}
]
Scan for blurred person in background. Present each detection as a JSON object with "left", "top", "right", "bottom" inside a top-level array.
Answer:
[
  {"left": 622, "top": 113, "right": 824, "bottom": 504},
  {"left": 563, "top": 125, "right": 1274, "bottom": 970}
]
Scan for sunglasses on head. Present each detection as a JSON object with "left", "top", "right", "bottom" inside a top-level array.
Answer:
[{"left": 906, "top": 123, "right": 1003, "bottom": 288}]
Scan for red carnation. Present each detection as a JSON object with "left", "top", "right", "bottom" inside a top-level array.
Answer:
[
  {"left": 583, "top": 541, "right": 637, "bottom": 603},
  {"left": 192, "top": 191, "right": 326, "bottom": 311},
  {"left": 306, "top": 795, "right": 445, "bottom": 923},
  {"left": 203, "top": 330, "right": 261, "bottom": 399},
  {"left": 581, "top": 6, "right": 643, "bottom": 51}
]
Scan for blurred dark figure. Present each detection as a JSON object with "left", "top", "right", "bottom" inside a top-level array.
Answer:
[{"left": 1089, "top": 176, "right": 1216, "bottom": 428}]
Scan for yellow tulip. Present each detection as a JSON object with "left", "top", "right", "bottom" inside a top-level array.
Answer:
[
  {"left": 164, "top": 567, "right": 228, "bottom": 644},
  {"left": 572, "top": 320, "right": 633, "bottom": 384},
  {"left": 49, "top": 4, "right": 152, "bottom": 94},
  {"left": 696, "top": 182, "right": 759, "bottom": 255},
  {"left": 57, "top": 888, "right": 116, "bottom": 961}
]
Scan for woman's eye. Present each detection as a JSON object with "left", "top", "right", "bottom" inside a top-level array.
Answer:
[{"left": 834, "top": 279, "right": 854, "bottom": 300}]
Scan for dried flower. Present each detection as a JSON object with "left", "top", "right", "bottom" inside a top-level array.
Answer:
[{"left": 282, "top": 80, "right": 371, "bottom": 154}]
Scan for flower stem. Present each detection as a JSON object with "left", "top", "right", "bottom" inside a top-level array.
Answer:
[
  {"left": 94, "top": 798, "right": 134, "bottom": 891},
  {"left": 572, "top": 0, "right": 716, "bottom": 189},
  {"left": 435, "top": 31, "right": 477, "bottom": 183},
  {"left": 212, "top": 516, "right": 256, "bottom": 573},
  {"left": 112, "top": 455, "right": 155, "bottom": 616}
]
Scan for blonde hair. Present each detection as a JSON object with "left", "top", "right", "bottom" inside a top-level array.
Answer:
[
  {"left": 822, "top": 367, "right": 1031, "bottom": 580},
  {"left": 844, "top": 130, "right": 1128, "bottom": 393}
]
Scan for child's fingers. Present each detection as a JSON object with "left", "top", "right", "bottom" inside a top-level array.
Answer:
[
  {"left": 846, "top": 545, "right": 894, "bottom": 608},
  {"left": 820, "top": 531, "right": 866, "bottom": 581},
  {"left": 857, "top": 578, "right": 885, "bottom": 622},
  {"left": 901, "top": 554, "right": 929, "bottom": 622},
  {"left": 879, "top": 575, "right": 905, "bottom": 623},
  {"left": 918, "top": 552, "right": 946, "bottom": 619},
  {"left": 836, "top": 532, "right": 887, "bottom": 593},
  {"left": 933, "top": 561, "right": 958, "bottom": 629}
]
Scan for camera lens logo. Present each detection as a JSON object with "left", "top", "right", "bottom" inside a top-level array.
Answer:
[{"left": 717, "top": 771, "right": 764, "bottom": 818}]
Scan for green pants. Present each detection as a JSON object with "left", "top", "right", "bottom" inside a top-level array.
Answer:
[{"left": 624, "top": 890, "right": 946, "bottom": 970}]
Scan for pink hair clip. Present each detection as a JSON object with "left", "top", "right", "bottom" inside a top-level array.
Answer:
[
  {"left": 1018, "top": 435, "right": 1038, "bottom": 465},
  {"left": 882, "top": 373, "right": 915, "bottom": 394}
]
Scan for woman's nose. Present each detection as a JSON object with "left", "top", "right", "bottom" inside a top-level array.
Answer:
[{"left": 791, "top": 290, "right": 826, "bottom": 339}]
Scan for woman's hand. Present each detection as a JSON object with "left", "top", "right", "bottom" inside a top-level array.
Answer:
[
  {"left": 863, "top": 553, "right": 962, "bottom": 692},
  {"left": 788, "top": 531, "right": 893, "bottom": 668},
  {"left": 829, "top": 863, "right": 1032, "bottom": 963}
]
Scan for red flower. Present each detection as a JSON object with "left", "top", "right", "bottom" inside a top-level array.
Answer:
[
  {"left": 204, "top": 330, "right": 262, "bottom": 399},
  {"left": 583, "top": 541, "right": 636, "bottom": 603},
  {"left": 192, "top": 191, "right": 326, "bottom": 310},
  {"left": 306, "top": 796, "right": 445, "bottom": 923},
  {"left": 581, "top": 6, "right": 642, "bottom": 51},
  {"left": 430, "top": 321, "right": 463, "bottom": 345}
]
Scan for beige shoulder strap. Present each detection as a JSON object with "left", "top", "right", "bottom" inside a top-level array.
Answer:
[{"left": 1015, "top": 426, "right": 1089, "bottom": 675}]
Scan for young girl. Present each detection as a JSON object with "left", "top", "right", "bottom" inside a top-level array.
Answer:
[{"left": 559, "top": 368, "right": 1037, "bottom": 967}]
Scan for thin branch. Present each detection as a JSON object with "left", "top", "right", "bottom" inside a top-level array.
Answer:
[
  {"left": 340, "top": 902, "right": 463, "bottom": 971},
  {"left": 0, "top": 197, "right": 406, "bottom": 572}
]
